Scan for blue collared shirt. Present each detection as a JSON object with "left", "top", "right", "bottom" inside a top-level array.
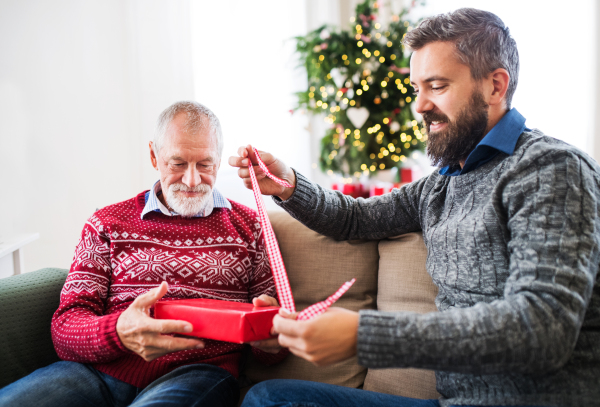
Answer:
[
  {"left": 439, "top": 108, "right": 529, "bottom": 176},
  {"left": 141, "top": 181, "right": 231, "bottom": 219}
]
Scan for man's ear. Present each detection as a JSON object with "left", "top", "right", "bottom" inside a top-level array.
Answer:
[
  {"left": 488, "top": 68, "right": 510, "bottom": 108},
  {"left": 149, "top": 142, "right": 159, "bottom": 170}
]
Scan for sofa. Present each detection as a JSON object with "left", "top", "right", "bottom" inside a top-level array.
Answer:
[{"left": 0, "top": 211, "right": 440, "bottom": 401}]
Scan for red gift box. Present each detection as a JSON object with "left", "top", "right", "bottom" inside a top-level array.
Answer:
[{"left": 154, "top": 298, "right": 279, "bottom": 344}]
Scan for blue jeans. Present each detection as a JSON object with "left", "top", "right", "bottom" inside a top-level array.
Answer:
[
  {"left": 240, "top": 379, "right": 547, "bottom": 407},
  {"left": 0, "top": 361, "right": 239, "bottom": 407}
]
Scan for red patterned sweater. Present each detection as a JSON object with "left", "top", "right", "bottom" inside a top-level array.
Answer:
[{"left": 51, "top": 191, "right": 286, "bottom": 388}]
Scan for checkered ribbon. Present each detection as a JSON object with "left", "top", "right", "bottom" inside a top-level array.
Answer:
[
  {"left": 248, "top": 148, "right": 355, "bottom": 319},
  {"left": 297, "top": 278, "right": 356, "bottom": 320}
]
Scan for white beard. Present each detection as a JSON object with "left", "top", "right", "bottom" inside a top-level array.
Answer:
[{"left": 165, "top": 182, "right": 212, "bottom": 217}]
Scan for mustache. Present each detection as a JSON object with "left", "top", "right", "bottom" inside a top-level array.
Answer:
[
  {"left": 422, "top": 112, "right": 449, "bottom": 127},
  {"left": 169, "top": 183, "right": 211, "bottom": 193}
]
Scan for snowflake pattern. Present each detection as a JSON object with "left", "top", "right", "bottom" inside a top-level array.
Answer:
[
  {"left": 73, "top": 228, "right": 111, "bottom": 272},
  {"left": 193, "top": 250, "right": 252, "bottom": 286},
  {"left": 116, "top": 247, "right": 177, "bottom": 282}
]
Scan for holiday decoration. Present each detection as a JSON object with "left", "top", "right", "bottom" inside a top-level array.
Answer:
[{"left": 294, "top": 0, "right": 427, "bottom": 177}]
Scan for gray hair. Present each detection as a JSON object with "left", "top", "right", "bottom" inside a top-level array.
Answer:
[
  {"left": 403, "top": 8, "right": 519, "bottom": 108},
  {"left": 154, "top": 101, "right": 223, "bottom": 158}
]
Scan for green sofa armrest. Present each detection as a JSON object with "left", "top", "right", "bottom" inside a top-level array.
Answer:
[{"left": 0, "top": 268, "right": 68, "bottom": 388}]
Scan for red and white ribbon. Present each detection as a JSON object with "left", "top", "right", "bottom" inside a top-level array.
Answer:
[{"left": 247, "top": 147, "right": 355, "bottom": 319}]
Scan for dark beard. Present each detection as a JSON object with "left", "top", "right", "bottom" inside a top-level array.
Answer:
[{"left": 423, "top": 90, "right": 489, "bottom": 169}]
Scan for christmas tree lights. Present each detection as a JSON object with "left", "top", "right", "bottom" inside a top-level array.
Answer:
[{"left": 294, "top": 0, "right": 426, "bottom": 177}]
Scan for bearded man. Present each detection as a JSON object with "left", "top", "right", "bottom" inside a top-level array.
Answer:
[
  {"left": 0, "top": 101, "right": 286, "bottom": 407},
  {"left": 230, "top": 8, "right": 600, "bottom": 407}
]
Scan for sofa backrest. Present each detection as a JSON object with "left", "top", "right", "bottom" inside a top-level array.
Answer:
[
  {"left": 242, "top": 211, "right": 379, "bottom": 388},
  {"left": 242, "top": 212, "right": 439, "bottom": 399},
  {"left": 363, "top": 233, "right": 440, "bottom": 399}
]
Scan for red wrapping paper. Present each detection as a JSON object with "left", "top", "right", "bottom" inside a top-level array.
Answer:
[{"left": 154, "top": 298, "right": 279, "bottom": 344}]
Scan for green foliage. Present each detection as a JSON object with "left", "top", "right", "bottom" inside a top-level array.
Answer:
[{"left": 294, "top": 0, "right": 426, "bottom": 177}]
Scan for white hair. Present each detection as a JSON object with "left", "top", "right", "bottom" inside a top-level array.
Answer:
[{"left": 154, "top": 101, "right": 223, "bottom": 158}]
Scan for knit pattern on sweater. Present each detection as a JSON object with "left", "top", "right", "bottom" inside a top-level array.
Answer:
[
  {"left": 51, "top": 192, "right": 284, "bottom": 388},
  {"left": 277, "top": 130, "right": 600, "bottom": 407}
]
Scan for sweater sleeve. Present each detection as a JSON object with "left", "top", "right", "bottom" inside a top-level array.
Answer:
[
  {"left": 51, "top": 217, "right": 128, "bottom": 363},
  {"left": 357, "top": 149, "right": 600, "bottom": 375},
  {"left": 274, "top": 171, "right": 430, "bottom": 241}
]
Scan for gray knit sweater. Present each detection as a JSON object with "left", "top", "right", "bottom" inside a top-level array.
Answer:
[{"left": 275, "top": 130, "right": 600, "bottom": 406}]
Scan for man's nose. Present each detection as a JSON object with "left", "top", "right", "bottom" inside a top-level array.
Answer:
[
  {"left": 414, "top": 94, "right": 433, "bottom": 114},
  {"left": 182, "top": 165, "right": 201, "bottom": 188}
]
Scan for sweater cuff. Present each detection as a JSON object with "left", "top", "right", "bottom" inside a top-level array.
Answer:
[
  {"left": 272, "top": 170, "right": 317, "bottom": 213},
  {"left": 357, "top": 309, "right": 414, "bottom": 369},
  {"left": 99, "top": 310, "right": 129, "bottom": 355}
]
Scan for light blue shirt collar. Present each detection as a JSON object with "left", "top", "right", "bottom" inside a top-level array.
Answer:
[
  {"left": 440, "top": 108, "right": 528, "bottom": 176},
  {"left": 141, "top": 181, "right": 231, "bottom": 219}
]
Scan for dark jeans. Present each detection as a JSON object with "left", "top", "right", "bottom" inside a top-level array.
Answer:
[
  {"left": 240, "top": 379, "right": 547, "bottom": 407},
  {"left": 0, "top": 361, "right": 239, "bottom": 407}
]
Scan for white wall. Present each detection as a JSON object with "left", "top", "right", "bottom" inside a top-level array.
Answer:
[
  {"left": 189, "top": 0, "right": 312, "bottom": 210},
  {"left": 0, "top": 0, "right": 195, "bottom": 272},
  {"left": 593, "top": 0, "right": 600, "bottom": 160}
]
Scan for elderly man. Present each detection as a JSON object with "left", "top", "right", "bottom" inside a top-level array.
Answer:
[
  {"left": 0, "top": 101, "right": 285, "bottom": 407},
  {"left": 230, "top": 8, "right": 600, "bottom": 407}
]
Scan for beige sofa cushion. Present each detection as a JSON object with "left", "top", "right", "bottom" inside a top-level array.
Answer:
[
  {"left": 242, "top": 211, "right": 379, "bottom": 388},
  {"left": 363, "top": 232, "right": 440, "bottom": 399}
]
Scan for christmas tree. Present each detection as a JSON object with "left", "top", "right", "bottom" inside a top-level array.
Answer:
[{"left": 294, "top": 0, "right": 426, "bottom": 178}]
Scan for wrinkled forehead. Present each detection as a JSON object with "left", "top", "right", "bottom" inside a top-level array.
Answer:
[{"left": 161, "top": 127, "right": 220, "bottom": 160}]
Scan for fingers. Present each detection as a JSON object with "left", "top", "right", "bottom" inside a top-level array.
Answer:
[
  {"left": 153, "top": 335, "right": 204, "bottom": 354},
  {"left": 147, "top": 318, "right": 193, "bottom": 335},
  {"left": 249, "top": 337, "right": 281, "bottom": 354},
  {"left": 134, "top": 282, "right": 168, "bottom": 309},
  {"left": 229, "top": 145, "right": 253, "bottom": 169},
  {"left": 252, "top": 294, "right": 279, "bottom": 307},
  {"left": 272, "top": 313, "right": 303, "bottom": 336},
  {"left": 278, "top": 308, "right": 298, "bottom": 319}
]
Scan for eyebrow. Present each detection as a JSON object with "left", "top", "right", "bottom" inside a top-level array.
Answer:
[
  {"left": 168, "top": 156, "right": 216, "bottom": 163},
  {"left": 410, "top": 76, "right": 451, "bottom": 86}
]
